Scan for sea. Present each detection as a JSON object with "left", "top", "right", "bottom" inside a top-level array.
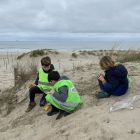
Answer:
[{"left": 0, "top": 40, "right": 140, "bottom": 54}]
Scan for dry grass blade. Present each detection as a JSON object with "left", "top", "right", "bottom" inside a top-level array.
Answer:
[{"left": 116, "top": 49, "right": 140, "bottom": 63}]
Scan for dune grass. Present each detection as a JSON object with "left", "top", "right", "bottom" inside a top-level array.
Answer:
[
  {"left": 116, "top": 50, "right": 140, "bottom": 63},
  {"left": 71, "top": 52, "right": 78, "bottom": 58},
  {"left": 30, "top": 49, "right": 45, "bottom": 57},
  {"left": 14, "top": 62, "right": 38, "bottom": 87},
  {"left": 17, "top": 49, "right": 59, "bottom": 59}
]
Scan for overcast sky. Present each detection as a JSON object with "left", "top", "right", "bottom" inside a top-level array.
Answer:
[{"left": 0, "top": 0, "right": 140, "bottom": 40}]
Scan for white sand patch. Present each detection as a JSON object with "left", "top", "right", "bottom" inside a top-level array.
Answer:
[{"left": 0, "top": 50, "right": 140, "bottom": 140}]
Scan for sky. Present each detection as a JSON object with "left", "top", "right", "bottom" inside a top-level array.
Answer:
[{"left": 0, "top": 0, "right": 140, "bottom": 41}]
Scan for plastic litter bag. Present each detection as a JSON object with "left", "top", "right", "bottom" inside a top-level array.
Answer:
[{"left": 109, "top": 95, "right": 140, "bottom": 112}]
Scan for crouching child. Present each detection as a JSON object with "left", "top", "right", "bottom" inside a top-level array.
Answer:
[{"left": 45, "top": 71, "right": 82, "bottom": 120}]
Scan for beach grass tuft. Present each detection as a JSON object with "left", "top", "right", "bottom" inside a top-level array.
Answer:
[
  {"left": 17, "top": 53, "right": 26, "bottom": 59},
  {"left": 14, "top": 62, "right": 38, "bottom": 86},
  {"left": 30, "top": 49, "right": 45, "bottom": 57},
  {"left": 116, "top": 50, "right": 140, "bottom": 63},
  {"left": 72, "top": 53, "right": 78, "bottom": 58}
]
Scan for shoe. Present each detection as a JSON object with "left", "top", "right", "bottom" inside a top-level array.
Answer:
[
  {"left": 40, "top": 99, "right": 47, "bottom": 107},
  {"left": 40, "top": 94, "right": 47, "bottom": 107},
  {"left": 95, "top": 91, "right": 110, "bottom": 99},
  {"left": 56, "top": 110, "right": 70, "bottom": 120},
  {"left": 25, "top": 102, "right": 36, "bottom": 112},
  {"left": 47, "top": 106, "right": 59, "bottom": 116}
]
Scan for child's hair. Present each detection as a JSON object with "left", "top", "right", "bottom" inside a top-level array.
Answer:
[
  {"left": 100, "top": 56, "right": 115, "bottom": 70},
  {"left": 41, "top": 56, "right": 51, "bottom": 66},
  {"left": 48, "top": 71, "right": 60, "bottom": 82}
]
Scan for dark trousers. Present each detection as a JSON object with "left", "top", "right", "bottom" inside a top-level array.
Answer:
[
  {"left": 29, "top": 86, "right": 46, "bottom": 103},
  {"left": 98, "top": 80, "right": 128, "bottom": 96}
]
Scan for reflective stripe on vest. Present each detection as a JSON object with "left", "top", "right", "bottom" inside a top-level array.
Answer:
[
  {"left": 38, "top": 81, "right": 51, "bottom": 86},
  {"left": 41, "top": 89, "right": 51, "bottom": 93},
  {"left": 52, "top": 96, "right": 79, "bottom": 108},
  {"left": 37, "top": 68, "right": 52, "bottom": 92},
  {"left": 46, "top": 94, "right": 82, "bottom": 112}
]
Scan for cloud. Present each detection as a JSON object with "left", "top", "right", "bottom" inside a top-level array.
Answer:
[{"left": 0, "top": 0, "right": 140, "bottom": 40}]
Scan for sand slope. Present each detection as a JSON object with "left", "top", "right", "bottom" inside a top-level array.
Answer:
[{"left": 0, "top": 51, "right": 140, "bottom": 140}]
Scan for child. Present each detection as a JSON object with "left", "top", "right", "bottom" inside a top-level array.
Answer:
[
  {"left": 96, "top": 56, "right": 128, "bottom": 98},
  {"left": 26, "top": 56, "right": 54, "bottom": 112},
  {"left": 45, "top": 71, "right": 81, "bottom": 120}
]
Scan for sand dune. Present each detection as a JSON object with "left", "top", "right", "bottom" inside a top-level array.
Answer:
[{"left": 0, "top": 50, "right": 140, "bottom": 140}]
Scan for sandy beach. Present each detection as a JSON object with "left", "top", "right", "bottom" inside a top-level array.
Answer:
[{"left": 0, "top": 49, "right": 140, "bottom": 140}]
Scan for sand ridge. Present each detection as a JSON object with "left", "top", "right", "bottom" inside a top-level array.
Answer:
[{"left": 0, "top": 50, "right": 140, "bottom": 140}]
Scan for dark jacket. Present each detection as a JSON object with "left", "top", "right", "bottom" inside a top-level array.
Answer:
[
  {"left": 99, "top": 64, "right": 128, "bottom": 96},
  {"left": 34, "top": 64, "right": 54, "bottom": 85}
]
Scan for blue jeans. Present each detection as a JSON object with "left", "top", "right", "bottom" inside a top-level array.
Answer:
[{"left": 98, "top": 81, "right": 128, "bottom": 96}]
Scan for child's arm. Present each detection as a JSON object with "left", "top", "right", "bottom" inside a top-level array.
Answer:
[{"left": 52, "top": 86, "right": 68, "bottom": 102}]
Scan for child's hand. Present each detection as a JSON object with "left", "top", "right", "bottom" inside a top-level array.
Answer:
[
  {"left": 50, "top": 90, "right": 55, "bottom": 95},
  {"left": 98, "top": 74, "right": 106, "bottom": 83}
]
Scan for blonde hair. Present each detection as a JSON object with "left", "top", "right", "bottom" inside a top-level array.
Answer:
[{"left": 100, "top": 56, "right": 115, "bottom": 70}]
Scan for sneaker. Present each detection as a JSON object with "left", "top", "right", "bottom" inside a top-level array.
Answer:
[
  {"left": 25, "top": 102, "right": 36, "bottom": 112},
  {"left": 56, "top": 110, "right": 70, "bottom": 120},
  {"left": 40, "top": 99, "right": 47, "bottom": 107},
  {"left": 47, "top": 106, "right": 59, "bottom": 116},
  {"left": 95, "top": 91, "right": 110, "bottom": 99}
]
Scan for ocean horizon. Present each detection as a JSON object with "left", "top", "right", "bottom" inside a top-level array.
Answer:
[{"left": 0, "top": 40, "right": 140, "bottom": 53}]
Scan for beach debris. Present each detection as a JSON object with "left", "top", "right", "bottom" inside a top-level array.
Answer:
[
  {"left": 43, "top": 104, "right": 51, "bottom": 112},
  {"left": 109, "top": 95, "right": 140, "bottom": 112}
]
